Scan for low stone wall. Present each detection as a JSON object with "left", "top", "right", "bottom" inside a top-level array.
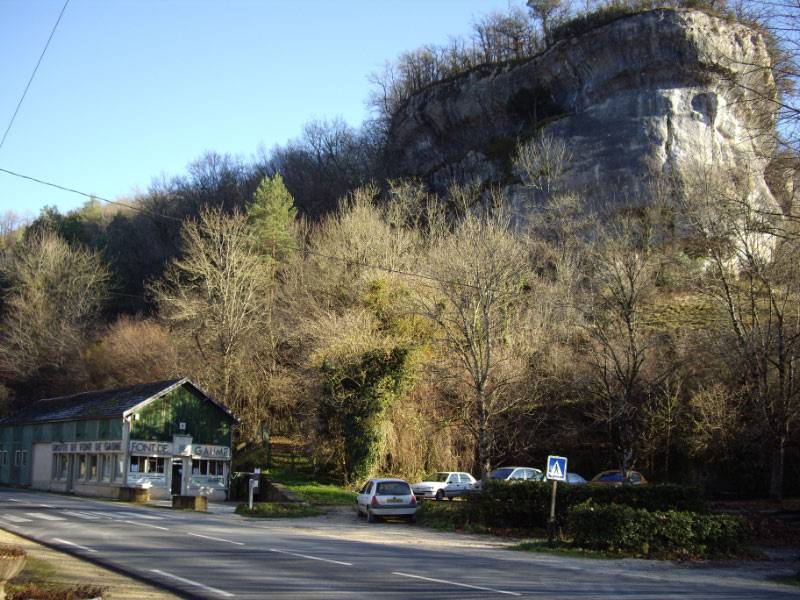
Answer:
[
  {"left": 119, "top": 487, "right": 150, "bottom": 503},
  {"left": 258, "top": 479, "right": 306, "bottom": 504},
  {"left": 172, "top": 494, "right": 208, "bottom": 511}
]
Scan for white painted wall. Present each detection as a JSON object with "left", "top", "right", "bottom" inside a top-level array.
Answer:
[{"left": 31, "top": 443, "right": 52, "bottom": 489}]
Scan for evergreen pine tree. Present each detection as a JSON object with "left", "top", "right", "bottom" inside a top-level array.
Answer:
[{"left": 246, "top": 173, "right": 298, "bottom": 262}]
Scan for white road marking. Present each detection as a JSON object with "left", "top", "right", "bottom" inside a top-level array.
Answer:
[
  {"left": 187, "top": 532, "right": 244, "bottom": 546},
  {"left": 5, "top": 498, "right": 21, "bottom": 502},
  {"left": 150, "top": 569, "right": 234, "bottom": 598},
  {"left": 25, "top": 512, "right": 64, "bottom": 521},
  {"left": 123, "top": 519, "right": 169, "bottom": 531},
  {"left": 117, "top": 511, "right": 162, "bottom": 520},
  {"left": 53, "top": 538, "right": 98, "bottom": 553},
  {"left": 269, "top": 547, "right": 352, "bottom": 566},
  {"left": 2, "top": 515, "right": 32, "bottom": 523},
  {"left": 83, "top": 511, "right": 116, "bottom": 520},
  {"left": 392, "top": 572, "right": 521, "bottom": 596},
  {"left": 38, "top": 503, "right": 54, "bottom": 508},
  {"left": 64, "top": 511, "right": 101, "bottom": 520}
]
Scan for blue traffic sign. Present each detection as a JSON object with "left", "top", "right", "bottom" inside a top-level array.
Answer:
[{"left": 546, "top": 455, "right": 567, "bottom": 482}]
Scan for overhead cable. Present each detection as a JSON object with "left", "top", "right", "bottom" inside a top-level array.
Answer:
[{"left": 0, "top": 0, "right": 71, "bottom": 151}]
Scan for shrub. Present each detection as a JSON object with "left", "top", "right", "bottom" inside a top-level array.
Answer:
[
  {"left": 416, "top": 501, "right": 473, "bottom": 531},
  {"left": 567, "top": 502, "right": 748, "bottom": 557},
  {"left": 463, "top": 481, "right": 708, "bottom": 530},
  {"left": 7, "top": 584, "right": 107, "bottom": 600},
  {"left": 0, "top": 544, "right": 25, "bottom": 558}
]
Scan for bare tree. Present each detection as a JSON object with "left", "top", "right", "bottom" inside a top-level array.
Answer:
[
  {"left": 0, "top": 230, "right": 109, "bottom": 398},
  {"left": 513, "top": 134, "right": 574, "bottom": 199},
  {"left": 87, "top": 316, "right": 181, "bottom": 388},
  {"left": 584, "top": 211, "right": 668, "bottom": 478},
  {"left": 413, "top": 204, "right": 532, "bottom": 477},
  {"left": 679, "top": 163, "right": 800, "bottom": 498},
  {"left": 527, "top": 0, "right": 573, "bottom": 45},
  {"left": 151, "top": 208, "right": 273, "bottom": 439}
]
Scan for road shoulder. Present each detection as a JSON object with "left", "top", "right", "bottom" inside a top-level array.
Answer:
[{"left": 1, "top": 527, "right": 180, "bottom": 600}]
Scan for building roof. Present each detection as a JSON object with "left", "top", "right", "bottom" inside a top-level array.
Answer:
[{"left": 0, "top": 378, "right": 236, "bottom": 426}]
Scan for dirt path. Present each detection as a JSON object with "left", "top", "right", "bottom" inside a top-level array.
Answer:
[{"left": 1, "top": 528, "right": 179, "bottom": 600}]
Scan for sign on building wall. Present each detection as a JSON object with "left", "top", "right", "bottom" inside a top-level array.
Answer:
[
  {"left": 191, "top": 444, "right": 230, "bottom": 459},
  {"left": 51, "top": 441, "right": 123, "bottom": 453},
  {"left": 129, "top": 441, "right": 173, "bottom": 456},
  {"left": 127, "top": 440, "right": 231, "bottom": 459}
]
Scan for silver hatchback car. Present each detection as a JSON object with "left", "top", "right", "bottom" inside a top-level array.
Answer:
[{"left": 356, "top": 478, "right": 417, "bottom": 523}]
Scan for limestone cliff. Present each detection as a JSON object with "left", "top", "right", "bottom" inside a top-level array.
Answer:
[{"left": 385, "top": 8, "right": 776, "bottom": 210}]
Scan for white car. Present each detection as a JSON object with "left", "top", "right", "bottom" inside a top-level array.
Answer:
[
  {"left": 412, "top": 471, "right": 477, "bottom": 500},
  {"left": 356, "top": 478, "right": 417, "bottom": 523}
]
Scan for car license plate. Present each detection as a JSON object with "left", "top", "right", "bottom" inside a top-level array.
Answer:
[{"left": 387, "top": 497, "right": 402, "bottom": 503}]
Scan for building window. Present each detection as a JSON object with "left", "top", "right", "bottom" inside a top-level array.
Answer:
[
  {"left": 145, "top": 457, "right": 165, "bottom": 474},
  {"left": 78, "top": 454, "right": 87, "bottom": 480},
  {"left": 14, "top": 450, "right": 27, "bottom": 467},
  {"left": 0, "top": 450, "right": 7, "bottom": 467},
  {"left": 52, "top": 454, "right": 68, "bottom": 481},
  {"left": 89, "top": 454, "right": 98, "bottom": 480},
  {"left": 114, "top": 455, "right": 124, "bottom": 481},
  {"left": 101, "top": 455, "right": 113, "bottom": 481},
  {"left": 59, "top": 454, "right": 69, "bottom": 480},
  {"left": 193, "top": 459, "right": 225, "bottom": 476},
  {"left": 129, "top": 456, "right": 145, "bottom": 473},
  {"left": 130, "top": 456, "right": 165, "bottom": 475}
]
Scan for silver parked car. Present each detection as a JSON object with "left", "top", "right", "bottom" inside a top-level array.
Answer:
[
  {"left": 411, "top": 471, "right": 477, "bottom": 500},
  {"left": 489, "top": 466, "right": 544, "bottom": 482},
  {"left": 356, "top": 478, "right": 417, "bottom": 523}
]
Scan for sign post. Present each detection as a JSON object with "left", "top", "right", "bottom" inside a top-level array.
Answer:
[
  {"left": 249, "top": 468, "right": 261, "bottom": 510},
  {"left": 546, "top": 455, "right": 567, "bottom": 547}
]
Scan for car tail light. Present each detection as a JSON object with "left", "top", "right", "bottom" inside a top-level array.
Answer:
[
  {"left": 410, "top": 495, "right": 417, "bottom": 506},
  {"left": 371, "top": 495, "right": 379, "bottom": 506}
]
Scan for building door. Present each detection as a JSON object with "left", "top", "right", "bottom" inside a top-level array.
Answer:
[{"left": 171, "top": 460, "right": 183, "bottom": 495}]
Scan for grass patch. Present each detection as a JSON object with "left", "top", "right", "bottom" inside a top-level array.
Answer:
[
  {"left": 283, "top": 483, "right": 355, "bottom": 506},
  {"left": 235, "top": 502, "right": 324, "bottom": 518},
  {"left": 774, "top": 574, "right": 800, "bottom": 589},
  {"left": 9, "top": 556, "right": 57, "bottom": 583},
  {"left": 233, "top": 441, "right": 357, "bottom": 506},
  {"left": 510, "top": 539, "right": 614, "bottom": 559}
]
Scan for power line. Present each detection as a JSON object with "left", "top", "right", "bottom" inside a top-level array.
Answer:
[
  {"left": 0, "top": 166, "right": 183, "bottom": 222},
  {"left": 0, "top": 166, "right": 510, "bottom": 291},
  {"left": 0, "top": 0, "right": 71, "bottom": 151}
]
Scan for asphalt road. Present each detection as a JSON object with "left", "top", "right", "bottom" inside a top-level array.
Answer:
[{"left": 0, "top": 487, "right": 798, "bottom": 599}]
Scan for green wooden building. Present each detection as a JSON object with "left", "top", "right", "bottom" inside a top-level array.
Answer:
[{"left": 0, "top": 378, "right": 237, "bottom": 500}]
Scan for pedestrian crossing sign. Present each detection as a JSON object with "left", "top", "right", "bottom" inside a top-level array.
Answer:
[{"left": 546, "top": 455, "right": 567, "bottom": 482}]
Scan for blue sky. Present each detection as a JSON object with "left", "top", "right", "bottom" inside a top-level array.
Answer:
[{"left": 0, "top": 0, "right": 519, "bottom": 217}]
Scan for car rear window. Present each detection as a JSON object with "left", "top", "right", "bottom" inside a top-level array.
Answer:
[
  {"left": 426, "top": 473, "right": 449, "bottom": 482},
  {"left": 490, "top": 468, "right": 514, "bottom": 479},
  {"left": 376, "top": 482, "right": 411, "bottom": 495}
]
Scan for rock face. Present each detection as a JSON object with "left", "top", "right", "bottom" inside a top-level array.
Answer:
[{"left": 385, "top": 9, "right": 776, "bottom": 211}]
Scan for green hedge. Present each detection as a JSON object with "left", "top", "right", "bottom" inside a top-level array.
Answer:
[
  {"left": 463, "top": 481, "right": 708, "bottom": 529},
  {"left": 567, "top": 503, "right": 747, "bottom": 557}
]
